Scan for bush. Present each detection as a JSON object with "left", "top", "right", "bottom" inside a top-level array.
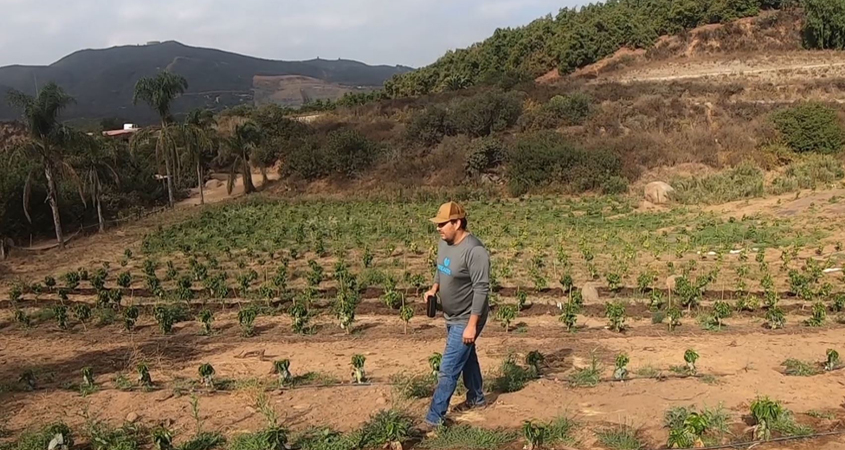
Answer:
[
  {"left": 505, "top": 131, "right": 624, "bottom": 196},
  {"left": 282, "top": 138, "right": 330, "bottom": 181},
  {"left": 671, "top": 163, "right": 765, "bottom": 204},
  {"left": 324, "top": 130, "right": 380, "bottom": 178},
  {"left": 770, "top": 155, "right": 845, "bottom": 194},
  {"left": 803, "top": 0, "right": 845, "bottom": 50},
  {"left": 771, "top": 103, "right": 845, "bottom": 154},
  {"left": 405, "top": 106, "right": 454, "bottom": 146},
  {"left": 519, "top": 93, "right": 593, "bottom": 131},
  {"left": 450, "top": 91, "right": 523, "bottom": 137},
  {"left": 465, "top": 137, "right": 505, "bottom": 177}
]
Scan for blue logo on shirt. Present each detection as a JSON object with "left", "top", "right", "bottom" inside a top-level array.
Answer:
[{"left": 438, "top": 258, "right": 452, "bottom": 276}]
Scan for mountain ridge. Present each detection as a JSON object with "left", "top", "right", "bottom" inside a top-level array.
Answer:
[{"left": 0, "top": 40, "right": 411, "bottom": 124}]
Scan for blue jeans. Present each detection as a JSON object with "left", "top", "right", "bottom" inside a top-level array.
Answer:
[{"left": 425, "top": 322, "right": 485, "bottom": 425}]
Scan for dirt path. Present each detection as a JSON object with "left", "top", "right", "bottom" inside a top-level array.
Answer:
[
  {"left": 178, "top": 172, "right": 281, "bottom": 207},
  {"left": 3, "top": 312, "right": 845, "bottom": 448}
]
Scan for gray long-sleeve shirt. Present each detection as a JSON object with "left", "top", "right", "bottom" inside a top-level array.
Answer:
[{"left": 433, "top": 234, "right": 490, "bottom": 325}]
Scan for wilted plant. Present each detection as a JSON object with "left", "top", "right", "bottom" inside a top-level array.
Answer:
[
  {"left": 522, "top": 420, "right": 548, "bottom": 450},
  {"left": 428, "top": 353, "right": 442, "bottom": 376},
  {"left": 82, "top": 367, "right": 95, "bottom": 387},
  {"left": 825, "top": 349, "right": 841, "bottom": 372},
  {"left": 19, "top": 369, "right": 36, "bottom": 391},
  {"left": 290, "top": 300, "right": 310, "bottom": 334},
  {"left": 198, "top": 309, "right": 213, "bottom": 335},
  {"left": 198, "top": 363, "right": 215, "bottom": 388},
  {"left": 151, "top": 426, "right": 173, "bottom": 450},
  {"left": 614, "top": 354, "right": 630, "bottom": 381},
  {"left": 526, "top": 351, "right": 545, "bottom": 378},
  {"left": 351, "top": 354, "right": 367, "bottom": 384},
  {"left": 137, "top": 363, "right": 152, "bottom": 387},
  {"left": 273, "top": 360, "right": 292, "bottom": 386},
  {"left": 684, "top": 349, "right": 699, "bottom": 376},
  {"left": 667, "top": 306, "right": 683, "bottom": 331}
]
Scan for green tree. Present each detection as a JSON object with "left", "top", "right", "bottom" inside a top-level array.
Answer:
[
  {"left": 220, "top": 122, "right": 262, "bottom": 195},
  {"left": 803, "top": 0, "right": 845, "bottom": 49},
  {"left": 131, "top": 71, "right": 189, "bottom": 207},
  {"left": 73, "top": 136, "right": 120, "bottom": 232},
  {"left": 6, "top": 82, "right": 80, "bottom": 248},
  {"left": 180, "top": 109, "right": 217, "bottom": 205}
]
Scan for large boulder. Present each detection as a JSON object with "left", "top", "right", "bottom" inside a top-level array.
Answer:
[
  {"left": 644, "top": 181, "right": 674, "bottom": 204},
  {"left": 205, "top": 179, "right": 223, "bottom": 189},
  {"left": 581, "top": 282, "right": 601, "bottom": 303}
]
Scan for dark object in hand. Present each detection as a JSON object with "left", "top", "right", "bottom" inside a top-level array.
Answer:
[{"left": 426, "top": 294, "right": 437, "bottom": 318}]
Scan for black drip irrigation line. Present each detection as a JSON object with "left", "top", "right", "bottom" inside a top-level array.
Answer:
[{"left": 645, "top": 430, "right": 845, "bottom": 450}]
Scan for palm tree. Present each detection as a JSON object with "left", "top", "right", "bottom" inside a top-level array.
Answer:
[
  {"left": 6, "top": 82, "right": 81, "bottom": 249},
  {"left": 181, "top": 109, "right": 217, "bottom": 205},
  {"left": 73, "top": 136, "right": 120, "bottom": 232},
  {"left": 131, "top": 71, "right": 188, "bottom": 207},
  {"left": 220, "top": 122, "right": 262, "bottom": 195}
]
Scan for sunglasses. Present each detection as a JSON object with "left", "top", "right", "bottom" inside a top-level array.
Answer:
[{"left": 436, "top": 221, "right": 451, "bottom": 229}]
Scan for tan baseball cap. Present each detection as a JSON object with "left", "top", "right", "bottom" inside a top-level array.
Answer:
[{"left": 429, "top": 201, "right": 467, "bottom": 224}]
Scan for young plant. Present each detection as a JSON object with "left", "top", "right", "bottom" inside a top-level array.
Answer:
[
  {"left": 559, "top": 303, "right": 578, "bottom": 332},
  {"left": 351, "top": 354, "right": 367, "bottom": 384},
  {"left": 152, "top": 426, "right": 173, "bottom": 450},
  {"left": 198, "top": 309, "right": 213, "bottom": 335},
  {"left": 63, "top": 271, "right": 81, "bottom": 290},
  {"left": 198, "top": 363, "right": 215, "bottom": 388},
  {"left": 73, "top": 304, "right": 92, "bottom": 330},
  {"left": 522, "top": 420, "right": 548, "bottom": 450},
  {"left": 273, "top": 360, "right": 292, "bottom": 386},
  {"left": 428, "top": 353, "right": 442, "bottom": 376},
  {"left": 667, "top": 306, "right": 683, "bottom": 331},
  {"left": 614, "top": 354, "right": 630, "bottom": 381},
  {"left": 123, "top": 306, "right": 139, "bottom": 331},
  {"left": 14, "top": 309, "right": 31, "bottom": 328},
  {"left": 606, "top": 272, "right": 622, "bottom": 293},
  {"left": 306, "top": 260, "right": 324, "bottom": 287},
  {"left": 399, "top": 304, "right": 414, "bottom": 334},
  {"left": 750, "top": 397, "right": 784, "bottom": 441},
  {"left": 153, "top": 306, "right": 174, "bottom": 334},
  {"left": 137, "top": 363, "right": 153, "bottom": 387},
  {"left": 525, "top": 351, "right": 545, "bottom": 378},
  {"left": 290, "top": 301, "right": 310, "bottom": 334},
  {"left": 44, "top": 275, "right": 56, "bottom": 289},
  {"left": 805, "top": 302, "right": 826, "bottom": 327},
  {"left": 516, "top": 289, "right": 528, "bottom": 311},
  {"left": 54, "top": 305, "right": 69, "bottom": 330},
  {"left": 825, "top": 349, "right": 841, "bottom": 372},
  {"left": 117, "top": 272, "right": 132, "bottom": 289},
  {"left": 684, "top": 349, "right": 699, "bottom": 376},
  {"left": 19, "top": 369, "right": 36, "bottom": 391},
  {"left": 496, "top": 304, "right": 518, "bottom": 332},
  {"left": 605, "top": 302, "right": 626, "bottom": 332},
  {"left": 238, "top": 307, "right": 258, "bottom": 337},
  {"left": 712, "top": 301, "right": 732, "bottom": 329},
  {"left": 766, "top": 306, "right": 786, "bottom": 330}
]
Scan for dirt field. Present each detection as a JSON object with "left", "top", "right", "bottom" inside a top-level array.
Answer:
[{"left": 4, "top": 186, "right": 845, "bottom": 450}]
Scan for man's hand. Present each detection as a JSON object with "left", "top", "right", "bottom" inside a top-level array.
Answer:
[
  {"left": 423, "top": 288, "right": 437, "bottom": 302},
  {"left": 462, "top": 323, "right": 477, "bottom": 345}
]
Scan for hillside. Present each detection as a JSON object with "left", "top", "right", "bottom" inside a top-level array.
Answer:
[{"left": 0, "top": 41, "right": 410, "bottom": 124}]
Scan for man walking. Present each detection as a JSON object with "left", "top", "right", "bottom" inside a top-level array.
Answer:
[{"left": 423, "top": 201, "right": 491, "bottom": 428}]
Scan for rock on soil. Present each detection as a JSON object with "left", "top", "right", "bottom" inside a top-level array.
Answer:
[
  {"left": 581, "top": 283, "right": 600, "bottom": 303},
  {"left": 644, "top": 181, "right": 675, "bottom": 204}
]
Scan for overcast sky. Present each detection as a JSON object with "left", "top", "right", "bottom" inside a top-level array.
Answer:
[{"left": 0, "top": 0, "right": 586, "bottom": 68}]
